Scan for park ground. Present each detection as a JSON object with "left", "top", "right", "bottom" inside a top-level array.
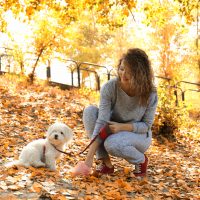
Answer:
[{"left": 0, "top": 75, "right": 199, "bottom": 200}]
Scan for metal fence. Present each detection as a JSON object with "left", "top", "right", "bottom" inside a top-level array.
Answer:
[{"left": 0, "top": 48, "right": 199, "bottom": 106}]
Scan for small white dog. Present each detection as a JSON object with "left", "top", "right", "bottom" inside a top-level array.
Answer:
[{"left": 5, "top": 122, "right": 73, "bottom": 171}]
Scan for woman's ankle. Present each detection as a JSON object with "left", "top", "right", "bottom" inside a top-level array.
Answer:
[{"left": 102, "top": 158, "right": 113, "bottom": 168}]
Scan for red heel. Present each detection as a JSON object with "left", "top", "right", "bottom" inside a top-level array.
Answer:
[{"left": 95, "top": 163, "right": 114, "bottom": 174}]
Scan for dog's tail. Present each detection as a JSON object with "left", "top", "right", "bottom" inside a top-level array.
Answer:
[{"left": 4, "top": 160, "right": 24, "bottom": 168}]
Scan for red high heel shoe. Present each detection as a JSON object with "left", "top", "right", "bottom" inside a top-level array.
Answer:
[
  {"left": 95, "top": 163, "right": 114, "bottom": 174},
  {"left": 134, "top": 155, "right": 148, "bottom": 177}
]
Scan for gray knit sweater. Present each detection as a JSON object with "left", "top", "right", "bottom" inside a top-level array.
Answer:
[{"left": 93, "top": 77, "right": 158, "bottom": 137}]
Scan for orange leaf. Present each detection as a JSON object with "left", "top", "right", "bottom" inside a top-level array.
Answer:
[
  {"left": 115, "top": 179, "right": 126, "bottom": 187},
  {"left": 32, "top": 182, "right": 43, "bottom": 193},
  {"left": 123, "top": 167, "right": 131, "bottom": 175},
  {"left": 105, "top": 190, "right": 121, "bottom": 199},
  {"left": 51, "top": 194, "right": 67, "bottom": 200},
  {"left": 124, "top": 183, "right": 134, "bottom": 192}
]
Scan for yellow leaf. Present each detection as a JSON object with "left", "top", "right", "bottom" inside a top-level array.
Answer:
[{"left": 8, "top": 185, "right": 22, "bottom": 191}]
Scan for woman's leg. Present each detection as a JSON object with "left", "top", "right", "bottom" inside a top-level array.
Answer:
[
  {"left": 82, "top": 105, "right": 110, "bottom": 160},
  {"left": 104, "top": 131, "right": 152, "bottom": 164}
]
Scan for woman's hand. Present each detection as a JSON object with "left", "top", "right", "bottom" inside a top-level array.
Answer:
[
  {"left": 108, "top": 121, "right": 133, "bottom": 133},
  {"left": 108, "top": 121, "right": 123, "bottom": 133}
]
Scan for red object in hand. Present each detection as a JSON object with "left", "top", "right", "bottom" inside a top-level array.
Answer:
[
  {"left": 79, "top": 123, "right": 112, "bottom": 155},
  {"left": 99, "top": 124, "right": 112, "bottom": 140}
]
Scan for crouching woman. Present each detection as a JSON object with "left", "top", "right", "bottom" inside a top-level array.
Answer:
[{"left": 72, "top": 48, "right": 158, "bottom": 177}]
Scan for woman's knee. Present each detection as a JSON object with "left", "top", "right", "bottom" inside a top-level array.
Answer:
[
  {"left": 83, "top": 105, "right": 98, "bottom": 120},
  {"left": 104, "top": 136, "right": 121, "bottom": 156},
  {"left": 82, "top": 105, "right": 99, "bottom": 137}
]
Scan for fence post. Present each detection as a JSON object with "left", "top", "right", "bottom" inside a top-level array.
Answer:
[
  {"left": 77, "top": 63, "right": 81, "bottom": 88},
  {"left": 0, "top": 56, "right": 1, "bottom": 72},
  {"left": 71, "top": 70, "right": 74, "bottom": 87},
  {"left": 182, "top": 91, "right": 185, "bottom": 101},
  {"left": 108, "top": 71, "right": 111, "bottom": 80},
  {"left": 97, "top": 74, "right": 100, "bottom": 91},
  {"left": 174, "top": 89, "right": 178, "bottom": 106},
  {"left": 46, "top": 60, "right": 51, "bottom": 81},
  {"left": 71, "top": 60, "right": 79, "bottom": 87}
]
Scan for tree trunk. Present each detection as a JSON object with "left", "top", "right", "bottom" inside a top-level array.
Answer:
[{"left": 28, "top": 48, "right": 44, "bottom": 84}]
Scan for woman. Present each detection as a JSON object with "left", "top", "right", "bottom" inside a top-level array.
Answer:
[{"left": 72, "top": 48, "right": 158, "bottom": 177}]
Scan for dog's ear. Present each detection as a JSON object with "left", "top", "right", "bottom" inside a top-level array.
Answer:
[
  {"left": 64, "top": 126, "right": 73, "bottom": 143},
  {"left": 46, "top": 123, "right": 54, "bottom": 137}
]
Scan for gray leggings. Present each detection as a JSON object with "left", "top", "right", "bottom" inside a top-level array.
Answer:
[{"left": 83, "top": 105, "right": 152, "bottom": 164}]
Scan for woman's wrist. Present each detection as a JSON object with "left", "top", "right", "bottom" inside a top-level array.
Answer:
[
  {"left": 84, "top": 140, "right": 100, "bottom": 168},
  {"left": 122, "top": 123, "right": 133, "bottom": 132},
  {"left": 84, "top": 159, "right": 93, "bottom": 168}
]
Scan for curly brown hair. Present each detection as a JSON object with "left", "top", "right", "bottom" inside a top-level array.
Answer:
[{"left": 118, "top": 48, "right": 156, "bottom": 106}]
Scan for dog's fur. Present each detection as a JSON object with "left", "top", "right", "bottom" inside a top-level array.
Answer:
[{"left": 5, "top": 122, "right": 73, "bottom": 171}]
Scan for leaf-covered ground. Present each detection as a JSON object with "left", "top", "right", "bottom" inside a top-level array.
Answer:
[{"left": 0, "top": 75, "right": 199, "bottom": 200}]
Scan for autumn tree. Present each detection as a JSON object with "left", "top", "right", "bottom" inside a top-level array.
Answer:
[
  {"left": 24, "top": 8, "right": 71, "bottom": 83},
  {"left": 141, "top": 0, "right": 198, "bottom": 81},
  {"left": 0, "top": 11, "right": 30, "bottom": 74},
  {"left": 1, "top": 0, "right": 136, "bottom": 26},
  {"left": 1, "top": 0, "right": 199, "bottom": 84},
  {"left": 136, "top": 0, "right": 199, "bottom": 137},
  {"left": 1, "top": 0, "right": 138, "bottom": 84}
]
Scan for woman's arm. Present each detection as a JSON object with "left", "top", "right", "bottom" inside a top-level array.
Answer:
[
  {"left": 108, "top": 121, "right": 133, "bottom": 133},
  {"left": 132, "top": 92, "right": 158, "bottom": 133},
  {"left": 92, "top": 80, "right": 116, "bottom": 138},
  {"left": 84, "top": 80, "right": 116, "bottom": 167},
  {"left": 108, "top": 92, "right": 158, "bottom": 134}
]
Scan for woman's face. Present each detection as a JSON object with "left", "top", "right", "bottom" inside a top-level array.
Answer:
[{"left": 118, "top": 59, "right": 132, "bottom": 85}]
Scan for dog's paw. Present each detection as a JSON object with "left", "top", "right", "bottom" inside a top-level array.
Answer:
[
  {"left": 33, "top": 161, "right": 46, "bottom": 168},
  {"left": 47, "top": 164, "right": 56, "bottom": 171},
  {"left": 48, "top": 167, "right": 56, "bottom": 171}
]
